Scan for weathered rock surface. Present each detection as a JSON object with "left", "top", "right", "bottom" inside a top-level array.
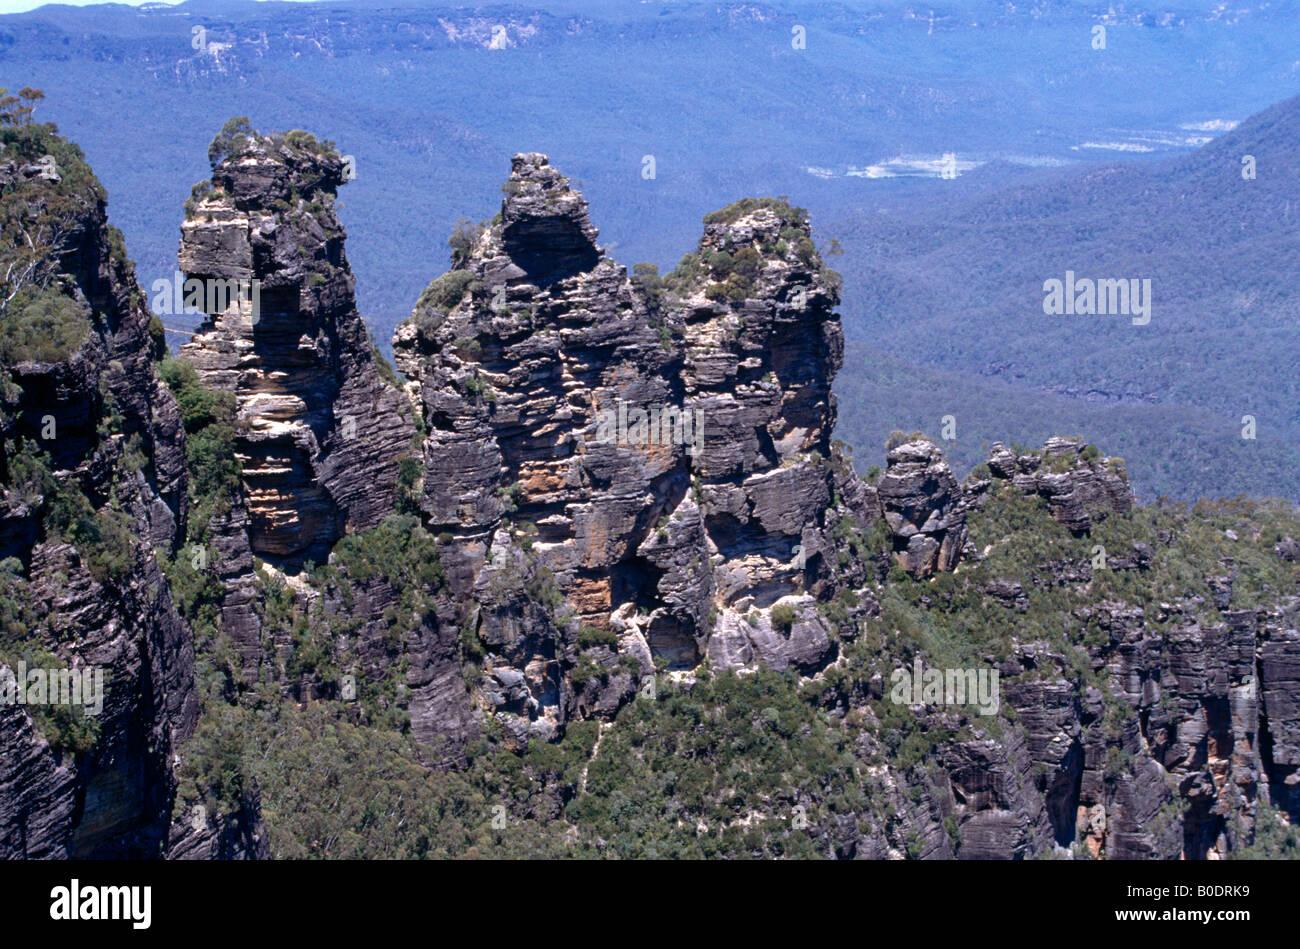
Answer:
[
  {"left": 394, "top": 160, "right": 855, "bottom": 745},
  {"left": 4, "top": 134, "right": 1295, "bottom": 863},
  {"left": 178, "top": 131, "right": 415, "bottom": 564},
  {"left": 878, "top": 439, "right": 966, "bottom": 578},
  {"left": 0, "top": 147, "right": 200, "bottom": 857},
  {"left": 984, "top": 437, "right": 1132, "bottom": 533}
]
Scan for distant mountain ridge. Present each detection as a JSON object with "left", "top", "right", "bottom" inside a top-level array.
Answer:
[
  {"left": 1, "top": 0, "right": 1295, "bottom": 356},
  {"left": 2, "top": 0, "right": 1296, "bottom": 503},
  {"left": 831, "top": 92, "right": 1300, "bottom": 501}
]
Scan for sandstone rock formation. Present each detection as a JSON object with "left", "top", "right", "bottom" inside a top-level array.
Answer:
[
  {"left": 178, "top": 130, "right": 415, "bottom": 565},
  {"left": 3, "top": 128, "right": 1296, "bottom": 862},
  {"left": 878, "top": 439, "right": 967, "bottom": 578},
  {"left": 394, "top": 157, "right": 859, "bottom": 746},
  {"left": 0, "top": 142, "right": 200, "bottom": 856},
  {"left": 982, "top": 436, "right": 1132, "bottom": 534}
]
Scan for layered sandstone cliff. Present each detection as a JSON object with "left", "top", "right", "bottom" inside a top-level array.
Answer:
[
  {"left": 3, "top": 127, "right": 1296, "bottom": 861},
  {"left": 392, "top": 155, "right": 867, "bottom": 747},
  {"left": 380, "top": 156, "right": 1297, "bottom": 857},
  {"left": 178, "top": 130, "right": 415, "bottom": 565},
  {"left": 0, "top": 134, "right": 200, "bottom": 856}
]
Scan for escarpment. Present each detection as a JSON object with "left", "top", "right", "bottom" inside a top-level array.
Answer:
[
  {"left": 0, "top": 126, "right": 227, "bottom": 856},
  {"left": 382, "top": 155, "right": 1298, "bottom": 857},
  {"left": 393, "top": 156, "right": 867, "bottom": 745},
  {"left": 177, "top": 130, "right": 415, "bottom": 565},
  {"left": 2, "top": 123, "right": 1297, "bottom": 860}
]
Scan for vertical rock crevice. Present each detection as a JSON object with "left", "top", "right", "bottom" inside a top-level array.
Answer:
[{"left": 177, "top": 129, "right": 415, "bottom": 567}]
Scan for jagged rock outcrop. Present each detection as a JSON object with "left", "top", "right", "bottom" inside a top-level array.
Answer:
[
  {"left": 178, "top": 130, "right": 415, "bottom": 564},
  {"left": 676, "top": 197, "right": 847, "bottom": 670},
  {"left": 394, "top": 158, "right": 853, "bottom": 744},
  {"left": 0, "top": 135, "right": 200, "bottom": 856},
  {"left": 878, "top": 439, "right": 967, "bottom": 578},
  {"left": 870, "top": 434, "right": 1132, "bottom": 580},
  {"left": 983, "top": 436, "right": 1132, "bottom": 533},
  {"left": 830, "top": 438, "right": 1294, "bottom": 859},
  {"left": 392, "top": 154, "right": 684, "bottom": 741},
  {"left": 812, "top": 570, "right": 1300, "bottom": 861},
  {"left": 4, "top": 127, "right": 1295, "bottom": 862}
]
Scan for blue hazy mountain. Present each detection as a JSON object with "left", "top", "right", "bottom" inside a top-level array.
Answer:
[
  {"left": 3, "top": 0, "right": 1294, "bottom": 331},
  {"left": 2, "top": 0, "right": 1297, "bottom": 500},
  {"left": 831, "top": 92, "right": 1300, "bottom": 501}
]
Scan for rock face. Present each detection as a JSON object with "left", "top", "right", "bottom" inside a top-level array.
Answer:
[
  {"left": 202, "top": 489, "right": 264, "bottom": 680},
  {"left": 984, "top": 437, "right": 1132, "bottom": 534},
  {"left": 820, "top": 437, "right": 1294, "bottom": 861},
  {"left": 394, "top": 158, "right": 854, "bottom": 744},
  {"left": 1260, "top": 608, "right": 1300, "bottom": 822},
  {"left": 0, "top": 138, "right": 199, "bottom": 856},
  {"left": 4, "top": 132, "right": 1296, "bottom": 862},
  {"left": 878, "top": 440, "right": 967, "bottom": 578},
  {"left": 881, "top": 596, "right": 1300, "bottom": 862},
  {"left": 178, "top": 131, "right": 415, "bottom": 564}
]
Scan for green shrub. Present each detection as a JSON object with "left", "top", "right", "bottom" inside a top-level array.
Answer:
[
  {"left": 770, "top": 603, "right": 796, "bottom": 632},
  {"left": 46, "top": 483, "right": 135, "bottom": 586},
  {"left": 158, "top": 358, "right": 235, "bottom": 432},
  {"left": 284, "top": 128, "right": 339, "bottom": 158},
  {"left": 0, "top": 286, "right": 88, "bottom": 365},
  {"left": 158, "top": 357, "right": 241, "bottom": 533},
  {"left": 452, "top": 336, "right": 482, "bottom": 359},
  {"left": 396, "top": 456, "right": 422, "bottom": 514},
  {"left": 208, "top": 116, "right": 254, "bottom": 168},
  {"left": 702, "top": 196, "right": 808, "bottom": 227},
  {"left": 706, "top": 250, "right": 734, "bottom": 277},
  {"left": 885, "top": 430, "right": 932, "bottom": 451},
  {"left": 632, "top": 262, "right": 665, "bottom": 306},
  {"left": 447, "top": 218, "right": 482, "bottom": 267},
  {"left": 0, "top": 640, "right": 102, "bottom": 755},
  {"left": 578, "top": 625, "right": 619, "bottom": 649},
  {"left": 372, "top": 344, "right": 402, "bottom": 387},
  {"left": 416, "top": 270, "right": 474, "bottom": 320}
]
